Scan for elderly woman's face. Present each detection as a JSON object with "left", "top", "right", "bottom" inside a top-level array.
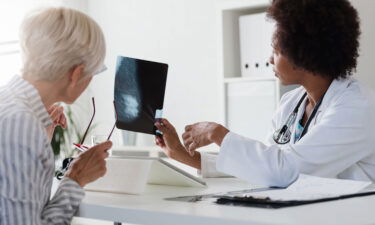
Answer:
[
  {"left": 63, "top": 65, "right": 93, "bottom": 104},
  {"left": 269, "top": 43, "right": 303, "bottom": 85},
  {"left": 69, "top": 75, "right": 92, "bottom": 104}
]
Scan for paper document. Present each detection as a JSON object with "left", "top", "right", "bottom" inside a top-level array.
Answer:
[{"left": 247, "top": 174, "right": 372, "bottom": 201}]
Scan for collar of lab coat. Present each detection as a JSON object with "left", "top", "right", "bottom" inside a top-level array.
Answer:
[
  {"left": 288, "top": 77, "right": 354, "bottom": 144},
  {"left": 315, "top": 78, "right": 354, "bottom": 114}
]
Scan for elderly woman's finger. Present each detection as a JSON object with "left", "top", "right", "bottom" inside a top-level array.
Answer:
[
  {"left": 49, "top": 106, "right": 64, "bottom": 121},
  {"left": 59, "top": 113, "right": 67, "bottom": 128},
  {"left": 47, "top": 104, "right": 58, "bottom": 113}
]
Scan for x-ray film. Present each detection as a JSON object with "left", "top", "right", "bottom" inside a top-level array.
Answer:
[{"left": 114, "top": 56, "right": 168, "bottom": 135}]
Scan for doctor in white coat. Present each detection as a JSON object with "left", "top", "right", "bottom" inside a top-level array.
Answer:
[{"left": 155, "top": 0, "right": 375, "bottom": 187}]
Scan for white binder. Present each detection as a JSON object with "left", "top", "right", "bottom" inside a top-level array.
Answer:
[{"left": 239, "top": 13, "right": 275, "bottom": 77}]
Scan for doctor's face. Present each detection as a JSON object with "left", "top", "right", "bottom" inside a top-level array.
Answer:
[{"left": 269, "top": 44, "right": 303, "bottom": 86}]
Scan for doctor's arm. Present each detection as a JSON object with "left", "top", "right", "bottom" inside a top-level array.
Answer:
[
  {"left": 155, "top": 119, "right": 231, "bottom": 177},
  {"left": 155, "top": 119, "right": 202, "bottom": 170},
  {"left": 216, "top": 94, "right": 374, "bottom": 187}
]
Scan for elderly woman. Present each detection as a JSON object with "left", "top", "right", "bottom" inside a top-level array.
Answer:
[
  {"left": 155, "top": 0, "right": 375, "bottom": 187},
  {"left": 0, "top": 8, "right": 111, "bottom": 224}
]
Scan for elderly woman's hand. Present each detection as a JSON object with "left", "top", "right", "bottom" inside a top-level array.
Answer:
[
  {"left": 182, "top": 122, "right": 230, "bottom": 154},
  {"left": 46, "top": 104, "right": 67, "bottom": 141},
  {"left": 65, "top": 141, "right": 112, "bottom": 187}
]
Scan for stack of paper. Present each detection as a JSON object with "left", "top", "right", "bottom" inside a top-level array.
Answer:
[{"left": 246, "top": 175, "right": 372, "bottom": 201}]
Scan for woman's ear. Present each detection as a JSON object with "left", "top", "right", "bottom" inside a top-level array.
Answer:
[{"left": 68, "top": 64, "right": 85, "bottom": 88}]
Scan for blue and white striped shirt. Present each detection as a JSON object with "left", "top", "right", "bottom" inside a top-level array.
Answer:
[{"left": 0, "top": 75, "right": 84, "bottom": 225}]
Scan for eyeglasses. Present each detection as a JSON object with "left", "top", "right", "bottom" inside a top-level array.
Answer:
[
  {"left": 93, "top": 65, "right": 108, "bottom": 76},
  {"left": 73, "top": 97, "right": 117, "bottom": 151},
  {"left": 56, "top": 97, "right": 117, "bottom": 179}
]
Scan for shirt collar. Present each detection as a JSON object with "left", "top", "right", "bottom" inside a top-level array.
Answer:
[
  {"left": 317, "top": 77, "right": 353, "bottom": 113},
  {"left": 8, "top": 75, "right": 53, "bottom": 128}
]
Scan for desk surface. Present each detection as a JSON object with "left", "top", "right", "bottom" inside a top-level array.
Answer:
[{"left": 76, "top": 178, "right": 375, "bottom": 225}]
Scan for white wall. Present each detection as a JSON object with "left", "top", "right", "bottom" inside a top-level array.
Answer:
[
  {"left": 350, "top": 0, "right": 375, "bottom": 87},
  {"left": 86, "top": 0, "right": 375, "bottom": 146}
]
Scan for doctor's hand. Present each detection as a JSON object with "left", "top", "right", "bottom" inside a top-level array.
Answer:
[
  {"left": 182, "top": 122, "right": 230, "bottom": 153},
  {"left": 154, "top": 119, "right": 201, "bottom": 170},
  {"left": 154, "top": 119, "right": 186, "bottom": 158},
  {"left": 46, "top": 104, "right": 67, "bottom": 141},
  {"left": 65, "top": 141, "right": 112, "bottom": 187}
]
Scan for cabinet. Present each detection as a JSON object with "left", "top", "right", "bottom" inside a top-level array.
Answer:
[{"left": 217, "top": 0, "right": 297, "bottom": 142}]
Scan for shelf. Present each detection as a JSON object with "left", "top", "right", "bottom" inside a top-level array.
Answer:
[
  {"left": 218, "top": 0, "right": 270, "bottom": 11},
  {"left": 223, "top": 76, "right": 276, "bottom": 83},
  {"left": 112, "top": 146, "right": 162, "bottom": 157},
  {"left": 112, "top": 145, "right": 160, "bottom": 152}
]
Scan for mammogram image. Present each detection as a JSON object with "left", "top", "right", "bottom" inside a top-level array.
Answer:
[{"left": 114, "top": 56, "right": 168, "bottom": 135}]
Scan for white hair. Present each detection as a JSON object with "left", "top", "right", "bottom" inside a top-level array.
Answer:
[{"left": 20, "top": 7, "right": 106, "bottom": 81}]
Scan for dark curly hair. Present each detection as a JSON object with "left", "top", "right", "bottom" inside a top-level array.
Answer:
[{"left": 267, "top": 0, "right": 361, "bottom": 79}]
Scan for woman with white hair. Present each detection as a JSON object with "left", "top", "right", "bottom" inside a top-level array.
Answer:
[{"left": 0, "top": 7, "right": 110, "bottom": 224}]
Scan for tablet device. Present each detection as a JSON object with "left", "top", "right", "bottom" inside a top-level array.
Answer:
[
  {"left": 111, "top": 156, "right": 206, "bottom": 187},
  {"left": 147, "top": 157, "right": 206, "bottom": 187},
  {"left": 85, "top": 156, "right": 206, "bottom": 195},
  {"left": 114, "top": 56, "right": 168, "bottom": 135}
]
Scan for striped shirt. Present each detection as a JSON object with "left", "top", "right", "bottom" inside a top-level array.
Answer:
[{"left": 0, "top": 75, "right": 84, "bottom": 225}]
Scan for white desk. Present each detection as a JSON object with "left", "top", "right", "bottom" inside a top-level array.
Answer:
[{"left": 76, "top": 178, "right": 375, "bottom": 225}]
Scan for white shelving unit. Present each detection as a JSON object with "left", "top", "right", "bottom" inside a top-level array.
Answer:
[{"left": 217, "top": 0, "right": 297, "bottom": 142}]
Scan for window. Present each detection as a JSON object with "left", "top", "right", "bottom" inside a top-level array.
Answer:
[
  {"left": 0, "top": 2, "right": 30, "bottom": 85},
  {"left": 0, "top": 0, "right": 72, "bottom": 86}
]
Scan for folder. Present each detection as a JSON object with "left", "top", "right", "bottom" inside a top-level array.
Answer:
[
  {"left": 239, "top": 13, "right": 275, "bottom": 77},
  {"left": 216, "top": 175, "right": 374, "bottom": 208}
]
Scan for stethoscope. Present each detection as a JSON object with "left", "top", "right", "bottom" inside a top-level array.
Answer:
[{"left": 273, "top": 92, "right": 325, "bottom": 144}]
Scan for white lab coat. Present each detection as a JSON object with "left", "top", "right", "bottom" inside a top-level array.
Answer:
[{"left": 200, "top": 78, "right": 375, "bottom": 187}]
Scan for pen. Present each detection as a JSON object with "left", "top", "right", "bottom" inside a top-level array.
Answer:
[{"left": 73, "top": 143, "right": 89, "bottom": 152}]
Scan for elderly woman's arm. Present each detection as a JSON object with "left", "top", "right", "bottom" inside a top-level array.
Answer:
[{"left": 0, "top": 113, "right": 85, "bottom": 225}]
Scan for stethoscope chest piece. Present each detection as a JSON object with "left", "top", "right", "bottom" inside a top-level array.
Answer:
[{"left": 273, "top": 126, "right": 292, "bottom": 144}]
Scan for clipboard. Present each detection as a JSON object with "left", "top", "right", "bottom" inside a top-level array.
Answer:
[
  {"left": 166, "top": 175, "right": 375, "bottom": 209},
  {"left": 215, "top": 190, "right": 375, "bottom": 209}
]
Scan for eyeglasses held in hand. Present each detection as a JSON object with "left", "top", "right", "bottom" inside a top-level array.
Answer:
[{"left": 73, "top": 97, "right": 118, "bottom": 152}]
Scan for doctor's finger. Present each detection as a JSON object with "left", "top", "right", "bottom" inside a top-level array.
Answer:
[
  {"left": 155, "top": 122, "right": 168, "bottom": 133},
  {"left": 184, "top": 125, "right": 192, "bottom": 131},
  {"left": 183, "top": 138, "right": 193, "bottom": 150},
  {"left": 187, "top": 149, "right": 195, "bottom": 157},
  {"left": 155, "top": 137, "right": 165, "bottom": 147},
  {"left": 181, "top": 132, "right": 190, "bottom": 141},
  {"left": 188, "top": 142, "right": 198, "bottom": 153},
  {"left": 160, "top": 119, "right": 174, "bottom": 129},
  {"left": 156, "top": 136, "right": 165, "bottom": 145}
]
